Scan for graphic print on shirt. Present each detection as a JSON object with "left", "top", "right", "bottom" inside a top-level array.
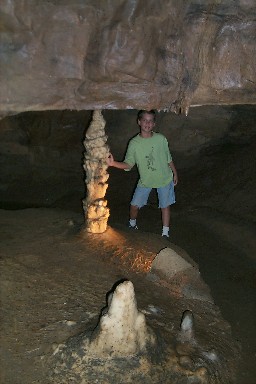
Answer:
[{"left": 145, "top": 147, "right": 156, "bottom": 171}]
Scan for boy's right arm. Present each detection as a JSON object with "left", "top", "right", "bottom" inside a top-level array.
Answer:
[{"left": 106, "top": 153, "right": 131, "bottom": 170}]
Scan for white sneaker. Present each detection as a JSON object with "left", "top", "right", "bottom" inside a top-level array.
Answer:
[{"left": 129, "top": 224, "right": 138, "bottom": 230}]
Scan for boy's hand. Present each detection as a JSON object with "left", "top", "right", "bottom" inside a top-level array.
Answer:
[
  {"left": 106, "top": 153, "right": 114, "bottom": 167},
  {"left": 168, "top": 161, "right": 178, "bottom": 185}
]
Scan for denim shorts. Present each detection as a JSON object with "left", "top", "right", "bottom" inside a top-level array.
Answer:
[{"left": 130, "top": 180, "right": 176, "bottom": 209}]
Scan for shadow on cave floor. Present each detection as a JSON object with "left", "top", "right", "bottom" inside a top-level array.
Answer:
[{"left": 108, "top": 202, "right": 256, "bottom": 384}]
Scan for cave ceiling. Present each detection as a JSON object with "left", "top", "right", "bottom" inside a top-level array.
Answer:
[{"left": 1, "top": 0, "right": 256, "bottom": 118}]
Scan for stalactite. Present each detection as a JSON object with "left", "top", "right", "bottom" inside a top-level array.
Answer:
[{"left": 82, "top": 110, "right": 110, "bottom": 233}]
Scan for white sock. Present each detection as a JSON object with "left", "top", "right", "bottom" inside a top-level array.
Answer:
[
  {"left": 162, "top": 226, "right": 169, "bottom": 237},
  {"left": 129, "top": 219, "right": 137, "bottom": 227}
]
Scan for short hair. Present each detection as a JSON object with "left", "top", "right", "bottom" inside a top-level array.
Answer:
[{"left": 137, "top": 109, "right": 156, "bottom": 122}]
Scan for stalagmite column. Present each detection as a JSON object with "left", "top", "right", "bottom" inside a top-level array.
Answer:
[{"left": 82, "top": 110, "right": 110, "bottom": 233}]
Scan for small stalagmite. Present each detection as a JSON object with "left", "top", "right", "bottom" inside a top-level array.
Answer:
[
  {"left": 50, "top": 278, "right": 238, "bottom": 383},
  {"left": 89, "top": 280, "right": 156, "bottom": 357},
  {"left": 82, "top": 110, "right": 110, "bottom": 233},
  {"left": 50, "top": 281, "right": 158, "bottom": 383}
]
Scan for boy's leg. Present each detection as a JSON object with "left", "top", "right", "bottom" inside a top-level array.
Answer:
[
  {"left": 161, "top": 206, "right": 170, "bottom": 227},
  {"left": 161, "top": 206, "right": 170, "bottom": 237},
  {"left": 157, "top": 181, "right": 175, "bottom": 237},
  {"left": 129, "top": 185, "right": 151, "bottom": 228},
  {"left": 130, "top": 204, "right": 139, "bottom": 220}
]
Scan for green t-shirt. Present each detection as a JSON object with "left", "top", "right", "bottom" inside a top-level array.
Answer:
[{"left": 124, "top": 132, "right": 173, "bottom": 188}]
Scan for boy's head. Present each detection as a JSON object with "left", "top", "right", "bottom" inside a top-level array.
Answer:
[
  {"left": 137, "top": 110, "right": 156, "bottom": 135},
  {"left": 137, "top": 110, "right": 156, "bottom": 123}
]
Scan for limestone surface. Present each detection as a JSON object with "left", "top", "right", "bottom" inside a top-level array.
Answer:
[
  {"left": 151, "top": 247, "right": 213, "bottom": 302},
  {"left": 1, "top": 0, "right": 256, "bottom": 116}
]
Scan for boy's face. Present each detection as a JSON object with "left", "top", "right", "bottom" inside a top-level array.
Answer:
[{"left": 138, "top": 113, "right": 155, "bottom": 134}]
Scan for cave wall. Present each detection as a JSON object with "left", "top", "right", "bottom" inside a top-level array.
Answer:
[
  {"left": 1, "top": 107, "right": 255, "bottom": 222},
  {"left": 105, "top": 107, "right": 256, "bottom": 222},
  {"left": 1, "top": 0, "right": 256, "bottom": 116},
  {"left": 0, "top": 110, "right": 91, "bottom": 210}
]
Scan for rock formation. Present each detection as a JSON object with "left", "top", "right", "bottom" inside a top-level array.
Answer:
[
  {"left": 1, "top": 0, "right": 256, "bottom": 117},
  {"left": 50, "top": 278, "right": 238, "bottom": 384},
  {"left": 50, "top": 280, "right": 157, "bottom": 383},
  {"left": 150, "top": 247, "right": 213, "bottom": 301},
  {"left": 87, "top": 280, "right": 156, "bottom": 357},
  {"left": 82, "top": 110, "right": 110, "bottom": 233}
]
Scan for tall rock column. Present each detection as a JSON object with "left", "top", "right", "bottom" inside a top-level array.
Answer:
[{"left": 83, "top": 110, "right": 110, "bottom": 233}]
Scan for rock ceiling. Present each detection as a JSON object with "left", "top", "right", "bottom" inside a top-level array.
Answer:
[{"left": 1, "top": 0, "right": 256, "bottom": 117}]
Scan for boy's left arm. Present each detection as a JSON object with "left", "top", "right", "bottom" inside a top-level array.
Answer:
[{"left": 169, "top": 161, "right": 178, "bottom": 185}]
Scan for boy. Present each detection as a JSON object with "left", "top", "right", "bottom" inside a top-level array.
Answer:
[{"left": 106, "top": 110, "right": 178, "bottom": 238}]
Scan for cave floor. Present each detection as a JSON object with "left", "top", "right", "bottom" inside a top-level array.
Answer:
[
  {"left": 116, "top": 203, "right": 256, "bottom": 384},
  {"left": 0, "top": 206, "right": 255, "bottom": 383}
]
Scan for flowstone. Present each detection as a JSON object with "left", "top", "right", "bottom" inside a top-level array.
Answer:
[{"left": 49, "top": 280, "right": 238, "bottom": 384}]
